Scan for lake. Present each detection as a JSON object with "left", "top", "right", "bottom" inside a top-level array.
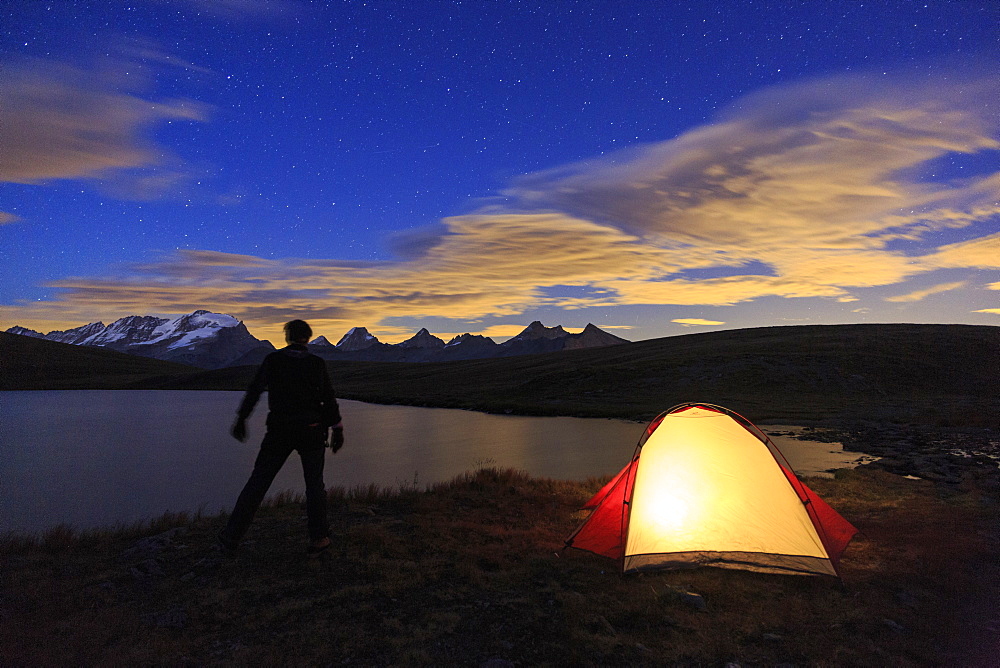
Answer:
[{"left": 0, "top": 391, "right": 866, "bottom": 534}]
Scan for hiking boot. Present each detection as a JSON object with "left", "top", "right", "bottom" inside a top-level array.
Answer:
[{"left": 307, "top": 537, "right": 332, "bottom": 558}]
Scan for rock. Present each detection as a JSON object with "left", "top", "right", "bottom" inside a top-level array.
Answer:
[
  {"left": 662, "top": 584, "right": 707, "bottom": 611},
  {"left": 591, "top": 615, "right": 617, "bottom": 636},
  {"left": 681, "top": 591, "right": 707, "bottom": 611},
  {"left": 129, "top": 558, "right": 165, "bottom": 581},
  {"left": 122, "top": 527, "right": 187, "bottom": 560},
  {"left": 480, "top": 659, "right": 514, "bottom": 668},
  {"left": 881, "top": 618, "right": 905, "bottom": 634},
  {"left": 144, "top": 607, "right": 188, "bottom": 629}
]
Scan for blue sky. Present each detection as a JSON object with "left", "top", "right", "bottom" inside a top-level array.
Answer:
[{"left": 2, "top": 0, "right": 998, "bottom": 345}]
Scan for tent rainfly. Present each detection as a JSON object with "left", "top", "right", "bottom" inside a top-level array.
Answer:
[{"left": 564, "top": 403, "right": 857, "bottom": 577}]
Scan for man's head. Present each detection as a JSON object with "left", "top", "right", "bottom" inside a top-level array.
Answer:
[{"left": 284, "top": 319, "right": 312, "bottom": 344}]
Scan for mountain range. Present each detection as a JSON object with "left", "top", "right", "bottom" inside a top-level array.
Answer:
[{"left": 6, "top": 310, "right": 629, "bottom": 369}]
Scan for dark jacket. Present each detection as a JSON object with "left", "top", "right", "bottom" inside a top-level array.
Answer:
[{"left": 237, "top": 344, "right": 341, "bottom": 429}]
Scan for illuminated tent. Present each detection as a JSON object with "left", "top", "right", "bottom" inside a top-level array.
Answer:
[{"left": 564, "top": 403, "right": 857, "bottom": 576}]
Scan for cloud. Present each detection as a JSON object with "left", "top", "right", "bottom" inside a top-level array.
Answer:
[
  {"left": 5, "top": 69, "right": 1000, "bottom": 340},
  {"left": 505, "top": 74, "right": 1000, "bottom": 253},
  {"left": 0, "top": 212, "right": 18, "bottom": 225},
  {"left": 0, "top": 57, "right": 208, "bottom": 185},
  {"left": 885, "top": 281, "right": 968, "bottom": 303},
  {"left": 974, "top": 308, "right": 1000, "bottom": 315},
  {"left": 924, "top": 230, "right": 1000, "bottom": 269},
  {"left": 158, "top": 0, "right": 305, "bottom": 21},
  {"left": 478, "top": 324, "right": 532, "bottom": 339},
  {"left": 672, "top": 318, "right": 725, "bottom": 327}
]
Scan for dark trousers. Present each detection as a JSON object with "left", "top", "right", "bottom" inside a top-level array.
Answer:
[{"left": 221, "top": 425, "right": 329, "bottom": 544}]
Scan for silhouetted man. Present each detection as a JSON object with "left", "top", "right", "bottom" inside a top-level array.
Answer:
[{"left": 219, "top": 319, "right": 344, "bottom": 556}]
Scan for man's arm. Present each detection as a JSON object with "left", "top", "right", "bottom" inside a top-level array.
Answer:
[
  {"left": 318, "top": 360, "right": 344, "bottom": 451},
  {"left": 318, "top": 361, "right": 341, "bottom": 428},
  {"left": 232, "top": 358, "right": 269, "bottom": 441}
]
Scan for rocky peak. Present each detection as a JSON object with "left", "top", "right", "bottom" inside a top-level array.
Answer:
[
  {"left": 169, "top": 310, "right": 239, "bottom": 333},
  {"left": 336, "top": 327, "right": 379, "bottom": 351},
  {"left": 45, "top": 322, "right": 108, "bottom": 345},
  {"left": 310, "top": 335, "right": 334, "bottom": 346},
  {"left": 564, "top": 323, "right": 630, "bottom": 350},
  {"left": 445, "top": 333, "right": 497, "bottom": 347},
  {"left": 398, "top": 328, "right": 445, "bottom": 349},
  {"left": 509, "top": 321, "right": 569, "bottom": 342},
  {"left": 6, "top": 326, "right": 44, "bottom": 338},
  {"left": 92, "top": 316, "right": 168, "bottom": 346}
]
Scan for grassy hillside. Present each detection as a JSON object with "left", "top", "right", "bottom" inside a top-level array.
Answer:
[
  {"left": 141, "top": 323, "right": 1000, "bottom": 426},
  {"left": 0, "top": 332, "right": 196, "bottom": 390},
  {"left": 6, "top": 324, "right": 1000, "bottom": 426}
]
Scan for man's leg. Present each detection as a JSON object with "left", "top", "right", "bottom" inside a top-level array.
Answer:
[
  {"left": 299, "top": 436, "right": 329, "bottom": 543},
  {"left": 220, "top": 434, "right": 292, "bottom": 547}
]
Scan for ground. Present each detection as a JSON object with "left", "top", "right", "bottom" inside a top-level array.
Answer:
[{"left": 2, "top": 463, "right": 998, "bottom": 666}]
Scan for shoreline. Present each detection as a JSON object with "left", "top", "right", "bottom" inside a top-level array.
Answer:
[{"left": 784, "top": 422, "right": 1000, "bottom": 492}]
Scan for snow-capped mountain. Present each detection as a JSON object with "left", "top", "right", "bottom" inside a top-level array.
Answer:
[
  {"left": 309, "top": 335, "right": 334, "bottom": 346},
  {"left": 5, "top": 310, "right": 272, "bottom": 369},
  {"left": 5, "top": 326, "right": 46, "bottom": 339},
  {"left": 335, "top": 326, "right": 380, "bottom": 351}
]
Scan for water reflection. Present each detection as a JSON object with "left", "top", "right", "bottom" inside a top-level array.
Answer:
[{"left": 0, "top": 391, "right": 864, "bottom": 533}]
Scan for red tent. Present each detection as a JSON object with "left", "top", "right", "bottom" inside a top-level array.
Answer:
[{"left": 565, "top": 403, "right": 856, "bottom": 576}]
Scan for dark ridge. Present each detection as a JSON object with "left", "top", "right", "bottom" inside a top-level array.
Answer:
[
  {"left": 0, "top": 332, "right": 197, "bottom": 390},
  {"left": 86, "top": 323, "right": 1000, "bottom": 427}
]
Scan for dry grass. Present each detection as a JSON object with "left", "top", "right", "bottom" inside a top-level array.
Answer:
[{"left": 1, "top": 467, "right": 997, "bottom": 666}]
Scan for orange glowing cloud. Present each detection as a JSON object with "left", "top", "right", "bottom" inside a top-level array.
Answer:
[
  {"left": 506, "top": 75, "right": 999, "bottom": 253},
  {"left": 672, "top": 318, "right": 725, "bottom": 327},
  {"left": 924, "top": 232, "right": 1000, "bottom": 270},
  {"left": 0, "top": 57, "right": 208, "bottom": 185},
  {"left": 885, "top": 281, "right": 968, "bottom": 303}
]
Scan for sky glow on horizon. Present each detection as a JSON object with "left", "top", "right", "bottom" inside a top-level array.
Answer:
[{"left": 2, "top": 1, "right": 999, "bottom": 346}]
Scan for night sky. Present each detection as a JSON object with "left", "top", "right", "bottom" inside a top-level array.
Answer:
[{"left": 2, "top": 1, "right": 999, "bottom": 345}]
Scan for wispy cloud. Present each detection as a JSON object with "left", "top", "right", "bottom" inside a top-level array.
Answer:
[
  {"left": 924, "top": 230, "right": 1000, "bottom": 269},
  {"left": 672, "top": 318, "right": 725, "bottom": 327},
  {"left": 155, "top": 0, "right": 306, "bottom": 21},
  {"left": 4, "top": 69, "right": 1000, "bottom": 341},
  {"left": 0, "top": 57, "right": 208, "bottom": 185},
  {"left": 885, "top": 281, "right": 968, "bottom": 303}
]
